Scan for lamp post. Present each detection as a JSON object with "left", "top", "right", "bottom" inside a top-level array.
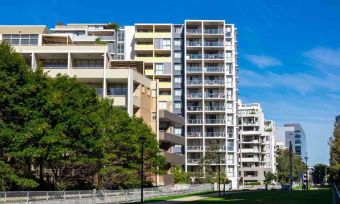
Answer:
[
  {"left": 139, "top": 135, "right": 146, "bottom": 203},
  {"left": 304, "top": 156, "right": 308, "bottom": 191},
  {"left": 217, "top": 152, "right": 222, "bottom": 196},
  {"left": 289, "top": 141, "right": 293, "bottom": 190}
]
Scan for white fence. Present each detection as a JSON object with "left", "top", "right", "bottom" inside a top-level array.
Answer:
[{"left": 0, "top": 184, "right": 214, "bottom": 204}]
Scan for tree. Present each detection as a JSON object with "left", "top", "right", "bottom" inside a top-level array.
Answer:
[
  {"left": 276, "top": 149, "right": 306, "bottom": 184},
  {"left": 330, "top": 123, "right": 340, "bottom": 183},
  {"left": 0, "top": 41, "right": 166, "bottom": 190},
  {"left": 312, "top": 164, "right": 329, "bottom": 185},
  {"left": 171, "top": 165, "right": 189, "bottom": 184},
  {"left": 264, "top": 172, "right": 277, "bottom": 190}
]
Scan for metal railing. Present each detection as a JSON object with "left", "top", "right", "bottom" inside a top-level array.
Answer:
[
  {"left": 205, "top": 119, "right": 226, "bottom": 124},
  {"left": 204, "top": 29, "right": 224, "bottom": 34},
  {"left": 0, "top": 184, "right": 213, "bottom": 204},
  {"left": 205, "top": 106, "right": 225, "bottom": 111},
  {"left": 186, "top": 54, "right": 203, "bottom": 59},
  {"left": 204, "top": 80, "right": 225, "bottom": 85},
  {"left": 187, "top": 119, "right": 203, "bottom": 124},
  {"left": 187, "top": 93, "right": 203, "bottom": 98},
  {"left": 205, "top": 146, "right": 226, "bottom": 151},
  {"left": 187, "top": 159, "right": 201, "bottom": 164},
  {"left": 204, "top": 67, "right": 224, "bottom": 72},
  {"left": 187, "top": 41, "right": 202, "bottom": 46},
  {"left": 187, "top": 106, "right": 203, "bottom": 111},
  {"left": 205, "top": 132, "right": 225, "bottom": 137},
  {"left": 187, "top": 132, "right": 203, "bottom": 137},
  {"left": 204, "top": 42, "right": 224, "bottom": 46},
  {"left": 187, "top": 146, "right": 204, "bottom": 151},
  {"left": 186, "top": 29, "right": 202, "bottom": 34},
  {"left": 205, "top": 93, "right": 225, "bottom": 98},
  {"left": 187, "top": 80, "right": 203, "bottom": 85},
  {"left": 204, "top": 54, "right": 224, "bottom": 59},
  {"left": 186, "top": 67, "right": 202, "bottom": 72}
]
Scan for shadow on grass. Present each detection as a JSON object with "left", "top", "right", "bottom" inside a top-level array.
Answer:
[{"left": 146, "top": 188, "right": 332, "bottom": 204}]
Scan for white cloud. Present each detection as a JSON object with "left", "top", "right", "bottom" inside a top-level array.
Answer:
[
  {"left": 305, "top": 47, "right": 340, "bottom": 69},
  {"left": 244, "top": 54, "right": 282, "bottom": 69}
]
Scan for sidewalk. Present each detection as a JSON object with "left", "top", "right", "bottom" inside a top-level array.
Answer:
[{"left": 148, "top": 192, "right": 219, "bottom": 204}]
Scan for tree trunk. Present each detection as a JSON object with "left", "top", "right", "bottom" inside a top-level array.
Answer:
[{"left": 39, "top": 157, "right": 44, "bottom": 182}]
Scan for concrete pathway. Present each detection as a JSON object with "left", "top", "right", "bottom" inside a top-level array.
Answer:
[{"left": 148, "top": 192, "right": 219, "bottom": 204}]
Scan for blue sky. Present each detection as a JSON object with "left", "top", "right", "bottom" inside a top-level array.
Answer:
[{"left": 1, "top": 0, "right": 339, "bottom": 165}]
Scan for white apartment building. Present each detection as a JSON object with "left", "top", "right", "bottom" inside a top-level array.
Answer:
[{"left": 238, "top": 102, "right": 276, "bottom": 185}]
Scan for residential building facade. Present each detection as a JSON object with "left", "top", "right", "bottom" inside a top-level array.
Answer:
[{"left": 238, "top": 102, "right": 276, "bottom": 185}]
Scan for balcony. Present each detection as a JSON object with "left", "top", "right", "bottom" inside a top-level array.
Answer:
[
  {"left": 242, "top": 157, "right": 260, "bottom": 162},
  {"left": 159, "top": 130, "right": 185, "bottom": 145},
  {"left": 186, "top": 67, "right": 202, "bottom": 72},
  {"left": 187, "top": 119, "right": 203, "bottom": 124},
  {"left": 242, "top": 148, "right": 260, "bottom": 153},
  {"left": 187, "top": 159, "right": 201, "bottom": 164},
  {"left": 187, "top": 93, "right": 202, "bottom": 98},
  {"left": 205, "top": 132, "right": 225, "bottom": 137},
  {"left": 204, "top": 54, "right": 224, "bottom": 59},
  {"left": 186, "top": 29, "right": 202, "bottom": 34},
  {"left": 162, "top": 152, "right": 185, "bottom": 165},
  {"left": 187, "top": 146, "right": 203, "bottom": 151},
  {"left": 204, "top": 42, "right": 224, "bottom": 47},
  {"left": 187, "top": 41, "right": 202, "bottom": 46},
  {"left": 205, "top": 93, "right": 225, "bottom": 98},
  {"left": 205, "top": 106, "right": 225, "bottom": 111},
  {"left": 204, "top": 80, "right": 224, "bottom": 85},
  {"left": 227, "top": 146, "right": 234, "bottom": 151},
  {"left": 106, "top": 95, "right": 126, "bottom": 107},
  {"left": 204, "top": 29, "right": 224, "bottom": 34},
  {"left": 186, "top": 54, "right": 202, "bottom": 60},
  {"left": 159, "top": 110, "right": 185, "bottom": 126},
  {"left": 205, "top": 119, "right": 225, "bottom": 124},
  {"left": 205, "top": 145, "right": 226, "bottom": 151},
  {"left": 204, "top": 67, "right": 224, "bottom": 72},
  {"left": 187, "top": 132, "right": 203, "bottom": 138},
  {"left": 187, "top": 106, "right": 203, "bottom": 111},
  {"left": 187, "top": 80, "right": 202, "bottom": 85}
]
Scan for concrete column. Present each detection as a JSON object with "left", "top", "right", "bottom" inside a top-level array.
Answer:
[
  {"left": 67, "top": 52, "right": 71, "bottom": 75},
  {"left": 127, "top": 70, "right": 133, "bottom": 116},
  {"left": 103, "top": 53, "right": 107, "bottom": 98},
  {"left": 31, "top": 53, "right": 37, "bottom": 70}
]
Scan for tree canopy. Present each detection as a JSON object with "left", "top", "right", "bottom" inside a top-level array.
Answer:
[
  {"left": 330, "top": 123, "right": 340, "bottom": 183},
  {"left": 276, "top": 149, "right": 306, "bottom": 184},
  {"left": 0, "top": 41, "right": 166, "bottom": 190}
]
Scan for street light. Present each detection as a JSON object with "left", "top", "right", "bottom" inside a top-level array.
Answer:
[
  {"left": 304, "top": 156, "right": 308, "bottom": 191},
  {"left": 139, "top": 135, "right": 146, "bottom": 203},
  {"left": 217, "top": 152, "right": 222, "bottom": 196}
]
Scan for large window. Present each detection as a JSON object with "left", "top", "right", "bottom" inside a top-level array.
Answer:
[
  {"left": 2, "top": 34, "right": 38, "bottom": 45},
  {"left": 174, "top": 64, "right": 182, "bottom": 71},
  {"left": 162, "top": 39, "right": 171, "bottom": 50},
  {"left": 174, "top": 39, "right": 181, "bottom": 46},
  {"left": 174, "top": 89, "right": 182, "bottom": 96},
  {"left": 118, "top": 30, "right": 125, "bottom": 41},
  {"left": 159, "top": 101, "right": 167, "bottom": 110},
  {"left": 174, "top": 51, "right": 182, "bottom": 58},
  {"left": 155, "top": 63, "right": 164, "bottom": 74}
]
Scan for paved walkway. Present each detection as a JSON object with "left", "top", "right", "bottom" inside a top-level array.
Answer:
[{"left": 148, "top": 192, "right": 219, "bottom": 204}]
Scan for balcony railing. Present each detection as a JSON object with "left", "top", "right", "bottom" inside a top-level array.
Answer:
[
  {"left": 204, "top": 29, "right": 224, "bottom": 34},
  {"left": 187, "top": 119, "right": 203, "bottom": 124},
  {"left": 204, "top": 67, "right": 224, "bottom": 72},
  {"left": 205, "top": 146, "right": 226, "bottom": 151},
  {"left": 187, "top": 54, "right": 202, "bottom": 59},
  {"left": 205, "top": 119, "right": 225, "bottom": 124},
  {"left": 204, "top": 42, "right": 224, "bottom": 46},
  {"left": 227, "top": 146, "right": 234, "bottom": 151},
  {"left": 204, "top": 54, "right": 224, "bottom": 59},
  {"left": 204, "top": 80, "right": 225, "bottom": 85},
  {"left": 187, "top": 29, "right": 202, "bottom": 34},
  {"left": 205, "top": 106, "right": 225, "bottom": 111},
  {"left": 187, "top": 132, "right": 203, "bottom": 137},
  {"left": 187, "top": 80, "right": 202, "bottom": 85},
  {"left": 187, "top": 93, "right": 202, "bottom": 98},
  {"left": 187, "top": 41, "right": 202, "bottom": 46},
  {"left": 205, "top": 132, "right": 225, "bottom": 137},
  {"left": 44, "top": 66, "right": 67, "bottom": 69},
  {"left": 72, "top": 66, "right": 104, "bottom": 69},
  {"left": 187, "top": 146, "right": 203, "bottom": 150},
  {"left": 205, "top": 93, "right": 225, "bottom": 98},
  {"left": 187, "top": 159, "right": 201, "bottom": 164},
  {"left": 186, "top": 67, "right": 202, "bottom": 72},
  {"left": 187, "top": 106, "right": 203, "bottom": 111}
]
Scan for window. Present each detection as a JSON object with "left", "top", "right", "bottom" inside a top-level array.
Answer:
[
  {"left": 174, "top": 39, "right": 181, "bottom": 46},
  {"left": 227, "top": 154, "right": 234, "bottom": 163},
  {"left": 174, "top": 89, "right": 182, "bottom": 96},
  {"left": 118, "top": 30, "right": 125, "bottom": 41},
  {"left": 174, "top": 51, "right": 181, "bottom": 58},
  {"left": 162, "top": 39, "right": 171, "bottom": 50},
  {"left": 174, "top": 102, "right": 182, "bottom": 109},
  {"left": 175, "top": 26, "right": 182, "bottom": 33},
  {"left": 226, "top": 76, "right": 232, "bottom": 86},
  {"left": 174, "top": 77, "right": 182, "bottom": 83},
  {"left": 226, "top": 102, "right": 233, "bottom": 110},
  {"left": 155, "top": 63, "right": 164, "bottom": 74},
  {"left": 159, "top": 101, "right": 167, "bottom": 110},
  {"left": 226, "top": 52, "right": 232, "bottom": 58},
  {"left": 174, "top": 64, "right": 182, "bottom": 71},
  {"left": 152, "top": 112, "right": 157, "bottom": 121},
  {"left": 174, "top": 128, "right": 182, "bottom": 135}
]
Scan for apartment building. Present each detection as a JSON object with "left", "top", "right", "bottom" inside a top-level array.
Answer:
[
  {"left": 284, "top": 123, "right": 307, "bottom": 159},
  {"left": 0, "top": 25, "right": 184, "bottom": 185},
  {"left": 0, "top": 20, "right": 240, "bottom": 188},
  {"left": 238, "top": 103, "right": 276, "bottom": 185}
]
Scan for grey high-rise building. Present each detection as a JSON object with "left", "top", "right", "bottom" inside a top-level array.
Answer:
[{"left": 284, "top": 124, "right": 307, "bottom": 158}]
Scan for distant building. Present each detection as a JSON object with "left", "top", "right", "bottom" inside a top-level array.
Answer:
[
  {"left": 284, "top": 124, "right": 307, "bottom": 158},
  {"left": 336, "top": 115, "right": 340, "bottom": 126}
]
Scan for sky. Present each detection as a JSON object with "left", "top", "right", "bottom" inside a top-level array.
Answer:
[{"left": 1, "top": 0, "right": 339, "bottom": 165}]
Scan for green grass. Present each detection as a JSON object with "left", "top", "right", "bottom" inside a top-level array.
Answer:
[
  {"left": 145, "top": 191, "right": 214, "bottom": 202},
  {"left": 187, "top": 188, "right": 332, "bottom": 204}
]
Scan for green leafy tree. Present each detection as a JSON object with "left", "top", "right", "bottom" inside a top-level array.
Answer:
[
  {"left": 264, "top": 172, "right": 277, "bottom": 190},
  {"left": 171, "top": 165, "right": 189, "bottom": 184},
  {"left": 330, "top": 123, "right": 340, "bottom": 183},
  {"left": 312, "top": 164, "right": 329, "bottom": 185},
  {"left": 0, "top": 41, "right": 166, "bottom": 190},
  {"left": 276, "top": 149, "right": 306, "bottom": 184}
]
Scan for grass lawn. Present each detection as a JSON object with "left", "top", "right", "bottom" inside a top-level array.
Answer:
[
  {"left": 187, "top": 188, "right": 332, "bottom": 204},
  {"left": 145, "top": 191, "right": 214, "bottom": 202}
]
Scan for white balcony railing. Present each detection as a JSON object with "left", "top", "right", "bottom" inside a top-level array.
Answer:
[
  {"left": 205, "top": 132, "right": 225, "bottom": 137},
  {"left": 187, "top": 132, "right": 203, "bottom": 137},
  {"left": 187, "top": 119, "right": 203, "bottom": 124}
]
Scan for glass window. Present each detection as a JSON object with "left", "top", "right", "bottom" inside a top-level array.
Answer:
[
  {"left": 174, "top": 64, "right": 182, "bottom": 71},
  {"left": 152, "top": 112, "right": 157, "bottom": 121},
  {"left": 155, "top": 63, "right": 164, "bottom": 74},
  {"left": 174, "top": 89, "right": 182, "bottom": 96},
  {"left": 174, "top": 77, "right": 181, "bottom": 83},
  {"left": 162, "top": 39, "right": 171, "bottom": 50},
  {"left": 174, "top": 39, "right": 181, "bottom": 46},
  {"left": 175, "top": 26, "right": 182, "bottom": 33},
  {"left": 159, "top": 101, "right": 167, "bottom": 110},
  {"left": 174, "top": 128, "right": 182, "bottom": 135},
  {"left": 174, "top": 51, "right": 181, "bottom": 58},
  {"left": 174, "top": 102, "right": 182, "bottom": 109}
]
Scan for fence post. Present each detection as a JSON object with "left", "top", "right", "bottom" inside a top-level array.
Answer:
[
  {"left": 26, "top": 191, "right": 29, "bottom": 202},
  {"left": 4, "top": 192, "right": 6, "bottom": 203},
  {"left": 63, "top": 191, "right": 66, "bottom": 200},
  {"left": 46, "top": 191, "right": 49, "bottom": 200}
]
